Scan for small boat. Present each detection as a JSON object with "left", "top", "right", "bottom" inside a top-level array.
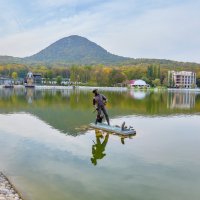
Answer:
[
  {"left": 89, "top": 122, "right": 136, "bottom": 136},
  {"left": 3, "top": 79, "right": 14, "bottom": 88},
  {"left": 3, "top": 83, "right": 14, "bottom": 88},
  {"left": 24, "top": 84, "right": 35, "bottom": 88}
]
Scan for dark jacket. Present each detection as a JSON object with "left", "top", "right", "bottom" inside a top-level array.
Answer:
[{"left": 93, "top": 93, "right": 107, "bottom": 107}]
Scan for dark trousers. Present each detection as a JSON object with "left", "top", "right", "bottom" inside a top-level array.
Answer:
[{"left": 96, "top": 106, "right": 110, "bottom": 125}]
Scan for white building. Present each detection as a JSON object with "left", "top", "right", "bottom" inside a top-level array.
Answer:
[
  {"left": 129, "top": 79, "right": 149, "bottom": 88},
  {"left": 168, "top": 71, "right": 196, "bottom": 88}
]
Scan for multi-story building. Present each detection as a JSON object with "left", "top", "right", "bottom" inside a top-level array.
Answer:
[{"left": 168, "top": 71, "right": 196, "bottom": 88}]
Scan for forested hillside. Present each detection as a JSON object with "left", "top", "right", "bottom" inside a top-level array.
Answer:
[
  {"left": 24, "top": 35, "right": 128, "bottom": 65},
  {"left": 0, "top": 63, "right": 200, "bottom": 87}
]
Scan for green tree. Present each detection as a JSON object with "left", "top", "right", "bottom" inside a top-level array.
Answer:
[
  {"left": 152, "top": 78, "right": 161, "bottom": 87},
  {"left": 157, "top": 65, "right": 161, "bottom": 78},
  {"left": 162, "top": 77, "right": 168, "bottom": 87},
  {"left": 196, "top": 78, "right": 200, "bottom": 87},
  {"left": 56, "top": 76, "right": 62, "bottom": 85},
  {"left": 147, "top": 65, "right": 153, "bottom": 79}
]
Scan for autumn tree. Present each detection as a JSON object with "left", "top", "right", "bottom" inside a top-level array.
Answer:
[
  {"left": 109, "top": 69, "right": 127, "bottom": 85},
  {"left": 11, "top": 72, "right": 18, "bottom": 84},
  {"left": 152, "top": 78, "right": 161, "bottom": 87}
]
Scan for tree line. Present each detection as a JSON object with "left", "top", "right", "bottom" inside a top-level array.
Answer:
[{"left": 0, "top": 63, "right": 200, "bottom": 87}]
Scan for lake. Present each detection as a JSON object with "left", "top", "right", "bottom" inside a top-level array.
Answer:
[{"left": 0, "top": 87, "right": 200, "bottom": 200}]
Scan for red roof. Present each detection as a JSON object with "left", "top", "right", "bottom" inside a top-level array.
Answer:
[{"left": 129, "top": 80, "right": 135, "bottom": 84}]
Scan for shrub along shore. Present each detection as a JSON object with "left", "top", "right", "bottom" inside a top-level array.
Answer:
[{"left": 0, "top": 172, "right": 23, "bottom": 200}]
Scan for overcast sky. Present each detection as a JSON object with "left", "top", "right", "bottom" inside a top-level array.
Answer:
[{"left": 0, "top": 0, "right": 199, "bottom": 63}]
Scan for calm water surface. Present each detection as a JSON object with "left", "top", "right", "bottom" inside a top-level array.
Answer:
[{"left": 0, "top": 88, "right": 200, "bottom": 200}]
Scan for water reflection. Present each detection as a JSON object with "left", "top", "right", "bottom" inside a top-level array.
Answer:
[
  {"left": 0, "top": 87, "right": 14, "bottom": 97},
  {"left": 0, "top": 88, "right": 200, "bottom": 135},
  {"left": 91, "top": 130, "right": 109, "bottom": 166},
  {"left": 129, "top": 90, "right": 150, "bottom": 100},
  {"left": 0, "top": 96, "right": 200, "bottom": 200},
  {"left": 90, "top": 129, "right": 136, "bottom": 166},
  {"left": 25, "top": 88, "right": 34, "bottom": 104},
  {"left": 167, "top": 91, "right": 196, "bottom": 109}
]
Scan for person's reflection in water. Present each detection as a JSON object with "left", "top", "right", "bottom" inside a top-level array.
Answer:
[{"left": 91, "top": 130, "right": 109, "bottom": 166}]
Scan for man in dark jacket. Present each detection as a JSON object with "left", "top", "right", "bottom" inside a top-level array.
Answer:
[{"left": 92, "top": 89, "right": 110, "bottom": 125}]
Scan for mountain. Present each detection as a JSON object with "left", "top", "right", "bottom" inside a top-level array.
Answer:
[
  {"left": 0, "top": 35, "right": 200, "bottom": 67},
  {"left": 0, "top": 56, "right": 22, "bottom": 64},
  {"left": 24, "top": 35, "right": 129, "bottom": 65}
]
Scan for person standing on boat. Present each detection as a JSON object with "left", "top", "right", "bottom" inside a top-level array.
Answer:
[{"left": 92, "top": 89, "right": 110, "bottom": 125}]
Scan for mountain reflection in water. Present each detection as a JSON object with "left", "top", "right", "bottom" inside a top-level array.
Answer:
[{"left": 0, "top": 87, "right": 200, "bottom": 135}]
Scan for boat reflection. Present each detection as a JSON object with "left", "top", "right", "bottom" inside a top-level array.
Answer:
[
  {"left": 25, "top": 88, "right": 35, "bottom": 104},
  {"left": 0, "top": 87, "right": 14, "bottom": 97}
]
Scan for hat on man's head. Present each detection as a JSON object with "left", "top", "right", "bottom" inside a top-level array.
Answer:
[{"left": 92, "top": 89, "right": 98, "bottom": 93}]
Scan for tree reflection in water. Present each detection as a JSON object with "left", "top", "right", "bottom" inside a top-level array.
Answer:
[{"left": 0, "top": 88, "right": 200, "bottom": 135}]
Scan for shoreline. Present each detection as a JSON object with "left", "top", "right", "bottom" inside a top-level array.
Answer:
[
  {"left": 167, "top": 88, "right": 200, "bottom": 92},
  {"left": 0, "top": 172, "right": 23, "bottom": 200},
  {"left": 0, "top": 84, "right": 200, "bottom": 92},
  {"left": 0, "top": 85, "right": 128, "bottom": 91}
]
